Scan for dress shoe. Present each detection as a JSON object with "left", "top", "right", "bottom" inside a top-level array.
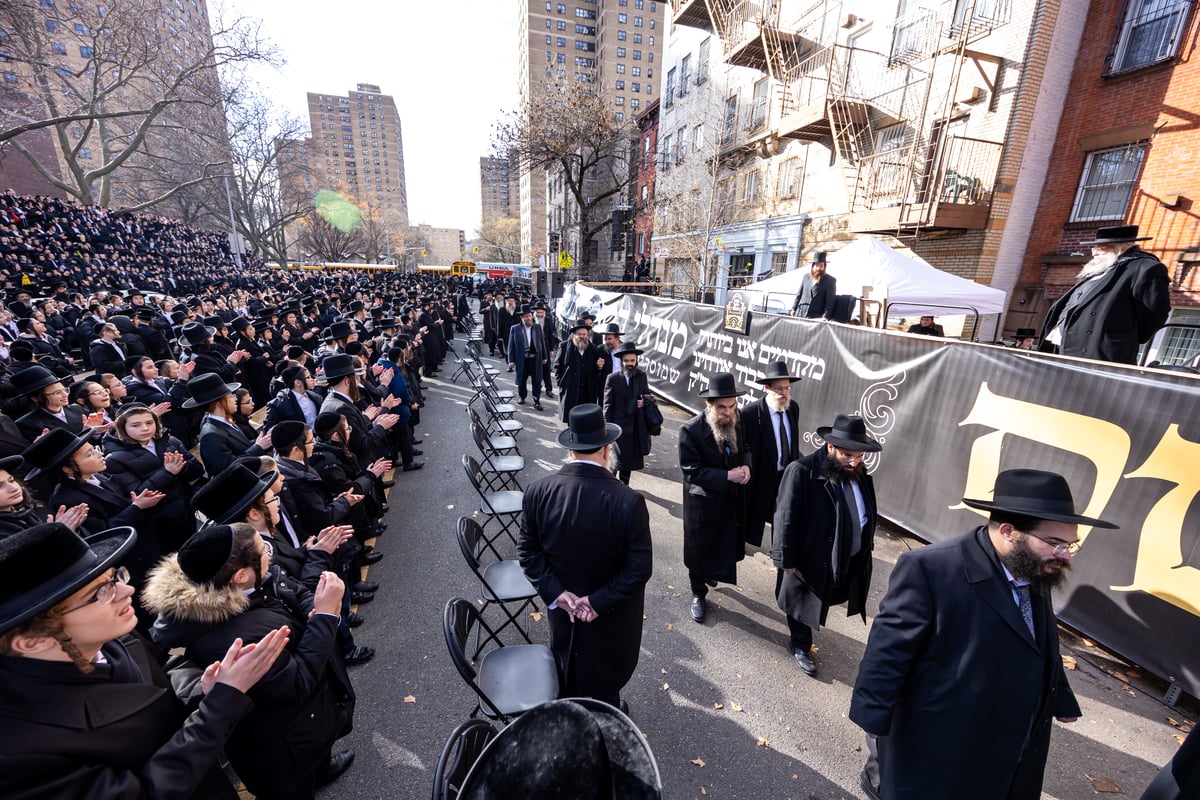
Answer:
[
  {"left": 315, "top": 749, "right": 355, "bottom": 787},
  {"left": 517, "top": 397, "right": 525, "bottom": 404},
  {"left": 544, "top": 389, "right": 555, "bottom": 398},
  {"left": 689, "top": 596, "right": 706, "bottom": 623},
  {"left": 346, "top": 612, "right": 365, "bottom": 628},
  {"left": 410, "top": 449, "right": 424, "bottom": 456},
  {"left": 352, "top": 580, "right": 379, "bottom": 593},
  {"left": 374, "top": 522, "right": 388, "bottom": 534},
  {"left": 533, "top": 401, "right": 544, "bottom": 411},
  {"left": 363, "top": 550, "right": 384, "bottom": 565},
  {"left": 379, "top": 502, "right": 390, "bottom": 512},
  {"left": 792, "top": 647, "right": 818, "bottom": 677},
  {"left": 402, "top": 462, "right": 424, "bottom": 471},
  {"left": 859, "top": 769, "right": 881, "bottom": 800},
  {"left": 380, "top": 479, "right": 396, "bottom": 489},
  {"left": 351, "top": 590, "right": 374, "bottom": 604},
  {"left": 343, "top": 645, "right": 375, "bottom": 667}
]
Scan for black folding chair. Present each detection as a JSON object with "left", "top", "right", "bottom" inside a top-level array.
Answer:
[
  {"left": 470, "top": 422, "right": 524, "bottom": 490},
  {"left": 443, "top": 597, "right": 559, "bottom": 721},
  {"left": 432, "top": 718, "right": 497, "bottom": 800},
  {"left": 462, "top": 454, "right": 524, "bottom": 545},
  {"left": 457, "top": 516, "right": 538, "bottom": 643},
  {"left": 478, "top": 394, "right": 523, "bottom": 436}
]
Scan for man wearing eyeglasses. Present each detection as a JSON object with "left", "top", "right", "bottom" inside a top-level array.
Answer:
[
  {"left": 772, "top": 413, "right": 880, "bottom": 678},
  {"left": 849, "top": 469, "right": 1110, "bottom": 800}
]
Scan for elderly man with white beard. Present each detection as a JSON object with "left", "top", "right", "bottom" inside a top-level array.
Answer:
[
  {"left": 678, "top": 372, "right": 751, "bottom": 624},
  {"left": 1039, "top": 224, "right": 1171, "bottom": 365}
]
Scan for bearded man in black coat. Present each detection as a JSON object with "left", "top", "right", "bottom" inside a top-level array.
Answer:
[
  {"left": 518, "top": 404, "right": 652, "bottom": 708},
  {"left": 741, "top": 361, "right": 801, "bottom": 549},
  {"left": 772, "top": 414, "right": 879, "bottom": 677}
]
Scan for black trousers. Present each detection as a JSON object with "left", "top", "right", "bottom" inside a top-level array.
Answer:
[{"left": 518, "top": 356, "right": 540, "bottom": 400}]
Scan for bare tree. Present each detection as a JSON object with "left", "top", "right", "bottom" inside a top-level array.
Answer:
[
  {"left": 0, "top": 0, "right": 276, "bottom": 210},
  {"left": 474, "top": 216, "right": 522, "bottom": 263},
  {"left": 295, "top": 213, "right": 359, "bottom": 263},
  {"left": 355, "top": 203, "right": 406, "bottom": 263},
  {"left": 494, "top": 82, "right": 636, "bottom": 279}
]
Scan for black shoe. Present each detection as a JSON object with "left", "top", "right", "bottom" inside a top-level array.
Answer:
[
  {"left": 410, "top": 449, "right": 423, "bottom": 456},
  {"left": 544, "top": 390, "right": 555, "bottom": 399},
  {"left": 380, "top": 479, "right": 396, "bottom": 489},
  {"left": 343, "top": 645, "right": 375, "bottom": 666},
  {"left": 793, "top": 647, "right": 818, "bottom": 677},
  {"left": 689, "top": 596, "right": 706, "bottom": 623},
  {"left": 364, "top": 551, "right": 384, "bottom": 565},
  {"left": 346, "top": 612, "right": 365, "bottom": 628},
  {"left": 705, "top": 579, "right": 718, "bottom": 588},
  {"left": 351, "top": 590, "right": 374, "bottom": 604},
  {"left": 533, "top": 401, "right": 543, "bottom": 410},
  {"left": 619, "top": 698, "right": 630, "bottom": 716},
  {"left": 859, "top": 769, "right": 881, "bottom": 800},
  {"left": 374, "top": 522, "right": 388, "bottom": 534},
  {"left": 379, "top": 502, "right": 390, "bottom": 512},
  {"left": 517, "top": 397, "right": 525, "bottom": 404},
  {"left": 316, "top": 749, "right": 355, "bottom": 787},
  {"left": 403, "top": 462, "right": 424, "bottom": 471},
  {"left": 352, "top": 580, "right": 379, "bottom": 593}
]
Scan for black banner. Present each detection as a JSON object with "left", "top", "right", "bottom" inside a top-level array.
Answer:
[{"left": 564, "top": 284, "right": 1200, "bottom": 697}]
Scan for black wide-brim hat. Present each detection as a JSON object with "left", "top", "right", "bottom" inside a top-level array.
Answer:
[
  {"left": 0, "top": 523, "right": 137, "bottom": 634},
  {"left": 10, "top": 365, "right": 61, "bottom": 397},
  {"left": 323, "top": 320, "right": 355, "bottom": 341},
  {"left": 567, "top": 318, "right": 591, "bottom": 333},
  {"left": 755, "top": 360, "right": 802, "bottom": 384},
  {"left": 816, "top": 414, "right": 882, "bottom": 452},
  {"left": 612, "top": 340, "right": 643, "bottom": 357},
  {"left": 962, "top": 468, "right": 1118, "bottom": 528},
  {"left": 557, "top": 403, "right": 622, "bottom": 449},
  {"left": 1079, "top": 225, "right": 1151, "bottom": 246},
  {"left": 460, "top": 698, "right": 662, "bottom": 800},
  {"left": 698, "top": 372, "right": 746, "bottom": 398},
  {"left": 181, "top": 372, "right": 240, "bottom": 409},
  {"left": 193, "top": 464, "right": 278, "bottom": 525},
  {"left": 178, "top": 322, "right": 217, "bottom": 347},
  {"left": 599, "top": 322, "right": 623, "bottom": 336},
  {"left": 321, "top": 353, "right": 361, "bottom": 382},
  {"left": 22, "top": 427, "right": 94, "bottom": 480},
  {"left": 0, "top": 455, "right": 23, "bottom": 474}
]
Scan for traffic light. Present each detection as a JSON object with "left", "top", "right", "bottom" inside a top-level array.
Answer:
[{"left": 549, "top": 232, "right": 561, "bottom": 252}]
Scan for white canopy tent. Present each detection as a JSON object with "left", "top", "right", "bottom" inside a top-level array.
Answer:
[{"left": 740, "top": 235, "right": 1008, "bottom": 322}]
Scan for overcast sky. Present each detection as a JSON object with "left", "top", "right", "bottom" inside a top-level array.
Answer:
[{"left": 228, "top": 0, "right": 520, "bottom": 236}]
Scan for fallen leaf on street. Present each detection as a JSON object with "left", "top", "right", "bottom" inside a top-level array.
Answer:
[
  {"left": 731, "top": 702, "right": 743, "bottom": 713},
  {"left": 662, "top": 683, "right": 670, "bottom": 691},
  {"left": 666, "top": 623, "right": 673, "bottom": 631},
  {"left": 1061, "top": 654, "right": 1077, "bottom": 670},
  {"left": 661, "top": 668, "right": 668, "bottom": 674},
  {"left": 403, "top": 695, "right": 416, "bottom": 704},
  {"left": 1085, "top": 775, "right": 1122, "bottom": 793},
  {"left": 757, "top": 736, "right": 770, "bottom": 748},
  {"left": 713, "top": 703, "right": 724, "bottom": 710},
  {"left": 690, "top": 758, "right": 706, "bottom": 767},
  {"left": 700, "top": 788, "right": 708, "bottom": 796},
  {"left": 446, "top": 505, "right": 454, "bottom": 510},
  {"left": 530, "top": 611, "right": 543, "bottom": 621},
  {"left": 1178, "top": 734, "right": 1188, "bottom": 744}
]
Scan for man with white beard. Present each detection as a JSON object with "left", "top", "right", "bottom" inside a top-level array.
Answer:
[
  {"left": 678, "top": 372, "right": 751, "bottom": 624},
  {"left": 1039, "top": 225, "right": 1170, "bottom": 364},
  {"left": 741, "top": 362, "right": 802, "bottom": 552}
]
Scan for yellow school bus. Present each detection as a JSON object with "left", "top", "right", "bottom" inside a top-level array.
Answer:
[{"left": 451, "top": 261, "right": 477, "bottom": 277}]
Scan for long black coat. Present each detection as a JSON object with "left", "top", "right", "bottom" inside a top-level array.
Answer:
[
  {"left": 791, "top": 273, "right": 838, "bottom": 318},
  {"left": 1040, "top": 246, "right": 1171, "bottom": 364},
  {"left": 15, "top": 406, "right": 81, "bottom": 444},
  {"left": 554, "top": 340, "right": 603, "bottom": 422},
  {"left": 771, "top": 447, "right": 876, "bottom": 628},
  {"left": 740, "top": 397, "right": 801, "bottom": 548},
  {"left": 102, "top": 433, "right": 205, "bottom": 554},
  {"left": 0, "top": 635, "right": 251, "bottom": 800},
  {"left": 124, "top": 377, "right": 193, "bottom": 447},
  {"left": 320, "top": 391, "right": 391, "bottom": 463},
  {"left": 518, "top": 461, "right": 653, "bottom": 701},
  {"left": 198, "top": 417, "right": 265, "bottom": 477},
  {"left": 849, "top": 527, "right": 1082, "bottom": 800},
  {"left": 678, "top": 413, "right": 749, "bottom": 584},
  {"left": 263, "top": 388, "right": 323, "bottom": 429},
  {"left": 275, "top": 456, "right": 352, "bottom": 537},
  {"left": 602, "top": 368, "right": 650, "bottom": 471}
]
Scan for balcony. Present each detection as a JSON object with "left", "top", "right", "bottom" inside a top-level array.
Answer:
[{"left": 671, "top": 0, "right": 715, "bottom": 32}]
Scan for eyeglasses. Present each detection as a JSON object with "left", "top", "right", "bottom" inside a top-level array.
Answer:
[
  {"left": 1023, "top": 531, "right": 1082, "bottom": 557},
  {"left": 834, "top": 447, "right": 865, "bottom": 463},
  {"left": 264, "top": 496, "right": 280, "bottom": 505},
  {"left": 89, "top": 389, "right": 110, "bottom": 396},
  {"left": 62, "top": 566, "right": 130, "bottom": 614},
  {"left": 45, "top": 388, "right": 69, "bottom": 397}
]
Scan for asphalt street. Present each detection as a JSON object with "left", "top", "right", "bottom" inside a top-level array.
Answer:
[{"left": 319, "top": 346, "right": 1192, "bottom": 800}]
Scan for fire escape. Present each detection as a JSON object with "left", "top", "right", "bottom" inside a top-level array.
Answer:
[{"left": 670, "top": 0, "right": 1010, "bottom": 236}]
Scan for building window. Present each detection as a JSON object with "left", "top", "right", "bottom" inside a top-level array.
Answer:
[
  {"left": 634, "top": 16, "right": 643, "bottom": 26},
  {"left": 4, "top": 71, "right": 18, "bottom": 83},
  {"left": 749, "top": 77, "right": 769, "bottom": 130},
  {"left": 633, "top": 50, "right": 642, "bottom": 60},
  {"left": 693, "top": 123, "right": 704, "bottom": 150},
  {"left": 631, "top": 82, "right": 640, "bottom": 92},
  {"left": 664, "top": 67, "right": 675, "bottom": 107},
  {"left": 778, "top": 156, "right": 799, "bottom": 197},
  {"left": 618, "top": 29, "right": 626, "bottom": 40},
  {"left": 617, "top": 46, "right": 626, "bottom": 57},
  {"left": 660, "top": 134, "right": 672, "bottom": 171},
  {"left": 616, "top": 63, "right": 625, "bottom": 73},
  {"left": 632, "top": 66, "right": 640, "bottom": 76},
  {"left": 634, "top": 33, "right": 642, "bottom": 43},
  {"left": 722, "top": 95, "right": 738, "bottom": 144},
  {"left": 1070, "top": 142, "right": 1147, "bottom": 221},
  {"left": 618, "top": 13, "right": 627, "bottom": 22},
  {"left": 557, "top": 3, "right": 566, "bottom": 11},
  {"left": 616, "top": 79, "right": 625, "bottom": 90},
  {"left": 631, "top": 97, "right": 639, "bottom": 109},
  {"left": 679, "top": 54, "right": 691, "bottom": 96},
  {"left": 546, "top": 18, "right": 552, "bottom": 28},
  {"left": 575, "top": 7, "right": 595, "bottom": 18},
  {"left": 51, "top": 42, "right": 67, "bottom": 54},
  {"left": 45, "top": 20, "right": 60, "bottom": 32},
  {"left": 744, "top": 170, "right": 759, "bottom": 203},
  {"left": 615, "top": 95, "right": 624, "bottom": 105},
  {"left": 546, "top": 34, "right": 552, "bottom": 44},
  {"left": 1108, "top": 0, "right": 1192, "bottom": 73},
  {"left": 558, "top": 19, "right": 567, "bottom": 29},
  {"left": 557, "top": 36, "right": 566, "bottom": 46}
]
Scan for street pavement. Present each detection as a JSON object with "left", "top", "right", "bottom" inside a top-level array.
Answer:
[{"left": 319, "top": 347, "right": 1191, "bottom": 800}]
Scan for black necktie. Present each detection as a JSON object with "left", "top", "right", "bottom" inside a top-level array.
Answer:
[
  {"left": 777, "top": 410, "right": 791, "bottom": 469},
  {"left": 1012, "top": 581, "right": 1035, "bottom": 637}
]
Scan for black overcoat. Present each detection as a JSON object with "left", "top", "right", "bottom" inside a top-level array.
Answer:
[
  {"left": 849, "top": 527, "right": 1082, "bottom": 800},
  {"left": 678, "top": 413, "right": 749, "bottom": 584},
  {"left": 771, "top": 448, "right": 876, "bottom": 628},
  {"left": 602, "top": 368, "right": 650, "bottom": 471},
  {"left": 740, "top": 396, "right": 801, "bottom": 548},
  {"left": 1039, "top": 246, "right": 1171, "bottom": 364},
  {"left": 518, "top": 461, "right": 653, "bottom": 701},
  {"left": 102, "top": 433, "right": 204, "bottom": 554},
  {"left": 0, "top": 635, "right": 251, "bottom": 800},
  {"left": 554, "top": 340, "right": 603, "bottom": 422},
  {"left": 197, "top": 417, "right": 265, "bottom": 477}
]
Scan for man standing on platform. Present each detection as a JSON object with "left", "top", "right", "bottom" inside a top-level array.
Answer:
[
  {"left": 773, "top": 414, "right": 879, "bottom": 677},
  {"left": 518, "top": 404, "right": 653, "bottom": 708},
  {"left": 790, "top": 252, "right": 837, "bottom": 319},
  {"left": 678, "top": 372, "right": 751, "bottom": 624},
  {"left": 850, "top": 469, "right": 1100, "bottom": 800},
  {"left": 507, "top": 304, "right": 547, "bottom": 410},
  {"left": 741, "top": 361, "right": 802, "bottom": 551}
]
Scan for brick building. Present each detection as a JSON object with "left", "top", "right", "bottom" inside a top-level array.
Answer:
[
  {"left": 1019, "top": 0, "right": 1200, "bottom": 362},
  {"left": 634, "top": 98, "right": 660, "bottom": 267}
]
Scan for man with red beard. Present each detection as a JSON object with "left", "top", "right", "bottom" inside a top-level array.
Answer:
[
  {"left": 772, "top": 414, "right": 880, "bottom": 677},
  {"left": 850, "top": 469, "right": 1110, "bottom": 800}
]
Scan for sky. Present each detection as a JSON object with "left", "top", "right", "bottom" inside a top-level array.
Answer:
[{"left": 227, "top": 0, "right": 521, "bottom": 236}]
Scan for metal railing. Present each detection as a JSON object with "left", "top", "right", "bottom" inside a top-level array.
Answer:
[{"left": 884, "top": 301, "right": 982, "bottom": 341}]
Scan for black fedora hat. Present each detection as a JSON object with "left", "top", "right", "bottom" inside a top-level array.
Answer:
[
  {"left": 698, "top": 372, "right": 746, "bottom": 399},
  {"left": 598, "top": 322, "right": 623, "bottom": 336},
  {"left": 1079, "top": 225, "right": 1151, "bottom": 246},
  {"left": 0, "top": 454, "right": 23, "bottom": 474},
  {"left": 181, "top": 372, "right": 240, "bottom": 409},
  {"left": 460, "top": 698, "right": 662, "bottom": 799},
  {"left": 323, "top": 320, "right": 354, "bottom": 341},
  {"left": 1014, "top": 328, "right": 1037, "bottom": 339},
  {"left": 612, "top": 340, "right": 643, "bottom": 357},
  {"left": 962, "top": 469, "right": 1118, "bottom": 528},
  {"left": 321, "top": 353, "right": 361, "bottom": 382},
  {"left": 193, "top": 464, "right": 277, "bottom": 525},
  {"left": 517, "top": 304, "right": 533, "bottom": 316},
  {"left": 755, "top": 360, "right": 802, "bottom": 384},
  {"left": 557, "top": 403, "right": 622, "bottom": 449},
  {"left": 229, "top": 315, "right": 252, "bottom": 332},
  {"left": 10, "top": 365, "right": 61, "bottom": 397},
  {"left": 812, "top": 251, "right": 828, "bottom": 263},
  {"left": 22, "top": 427, "right": 94, "bottom": 480},
  {"left": 178, "top": 322, "right": 216, "bottom": 347},
  {"left": 0, "top": 523, "right": 137, "bottom": 634},
  {"left": 567, "top": 318, "right": 591, "bottom": 333},
  {"left": 816, "top": 414, "right": 882, "bottom": 452}
]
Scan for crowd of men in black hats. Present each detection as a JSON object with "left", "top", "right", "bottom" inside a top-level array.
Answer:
[{"left": 0, "top": 191, "right": 504, "bottom": 798}]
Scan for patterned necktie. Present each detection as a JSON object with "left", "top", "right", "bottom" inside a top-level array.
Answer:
[{"left": 1012, "top": 581, "right": 1035, "bottom": 637}]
